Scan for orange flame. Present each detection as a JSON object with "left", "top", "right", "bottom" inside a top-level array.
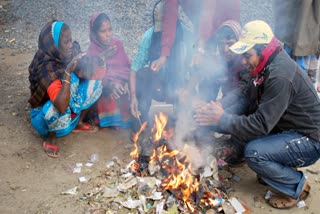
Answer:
[
  {"left": 152, "top": 112, "right": 168, "bottom": 142},
  {"left": 130, "top": 113, "right": 222, "bottom": 211},
  {"left": 130, "top": 121, "right": 147, "bottom": 159}
]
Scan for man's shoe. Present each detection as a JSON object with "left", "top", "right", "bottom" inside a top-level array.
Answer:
[{"left": 268, "top": 181, "right": 310, "bottom": 209}]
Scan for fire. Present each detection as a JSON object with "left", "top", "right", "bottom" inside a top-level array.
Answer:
[
  {"left": 151, "top": 112, "right": 168, "bottom": 142},
  {"left": 130, "top": 112, "right": 223, "bottom": 212},
  {"left": 152, "top": 144, "right": 200, "bottom": 212},
  {"left": 130, "top": 121, "right": 147, "bottom": 159}
]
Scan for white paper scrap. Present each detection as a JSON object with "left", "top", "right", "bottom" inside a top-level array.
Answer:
[
  {"left": 147, "top": 191, "right": 163, "bottom": 200},
  {"left": 73, "top": 167, "right": 81, "bottom": 174},
  {"left": 122, "top": 172, "right": 133, "bottom": 178},
  {"left": 61, "top": 187, "right": 78, "bottom": 195},
  {"left": 79, "top": 176, "right": 87, "bottom": 183},
  {"left": 264, "top": 190, "right": 274, "bottom": 200},
  {"left": 76, "top": 163, "right": 83, "bottom": 167},
  {"left": 156, "top": 201, "right": 164, "bottom": 214},
  {"left": 105, "top": 161, "right": 115, "bottom": 168},
  {"left": 297, "top": 200, "right": 306, "bottom": 208},
  {"left": 229, "top": 197, "right": 246, "bottom": 214},
  {"left": 85, "top": 162, "right": 94, "bottom": 167},
  {"left": 121, "top": 199, "right": 142, "bottom": 209}
]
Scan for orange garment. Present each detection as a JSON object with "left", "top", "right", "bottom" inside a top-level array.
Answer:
[{"left": 47, "top": 79, "right": 62, "bottom": 102}]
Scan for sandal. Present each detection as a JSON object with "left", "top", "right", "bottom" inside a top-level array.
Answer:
[
  {"left": 72, "top": 123, "right": 98, "bottom": 133},
  {"left": 268, "top": 181, "right": 310, "bottom": 209},
  {"left": 43, "top": 142, "right": 59, "bottom": 158}
]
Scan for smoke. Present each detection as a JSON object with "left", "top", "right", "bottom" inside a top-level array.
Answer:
[
  {"left": 168, "top": 51, "right": 226, "bottom": 170},
  {"left": 173, "top": 106, "right": 214, "bottom": 169},
  {"left": 157, "top": 5, "right": 230, "bottom": 170}
]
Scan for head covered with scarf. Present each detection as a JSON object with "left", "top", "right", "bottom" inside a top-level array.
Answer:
[
  {"left": 87, "top": 13, "right": 112, "bottom": 56},
  {"left": 217, "top": 20, "right": 242, "bottom": 41},
  {"left": 28, "top": 20, "right": 75, "bottom": 108},
  {"left": 214, "top": 20, "right": 245, "bottom": 94},
  {"left": 28, "top": 20, "right": 102, "bottom": 108},
  {"left": 216, "top": 20, "right": 242, "bottom": 63},
  {"left": 87, "top": 13, "right": 130, "bottom": 84}
]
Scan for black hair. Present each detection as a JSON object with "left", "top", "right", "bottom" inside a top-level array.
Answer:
[
  {"left": 217, "top": 26, "right": 237, "bottom": 41},
  {"left": 253, "top": 44, "right": 267, "bottom": 56},
  {"left": 61, "top": 23, "right": 70, "bottom": 32},
  {"left": 92, "top": 13, "right": 111, "bottom": 34}
]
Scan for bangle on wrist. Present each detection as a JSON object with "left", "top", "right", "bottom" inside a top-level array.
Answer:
[{"left": 62, "top": 79, "right": 71, "bottom": 84}]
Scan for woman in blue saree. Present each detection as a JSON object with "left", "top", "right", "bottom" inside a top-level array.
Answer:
[{"left": 28, "top": 21, "right": 104, "bottom": 157}]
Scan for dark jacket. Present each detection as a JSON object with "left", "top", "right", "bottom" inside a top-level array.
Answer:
[{"left": 219, "top": 50, "right": 320, "bottom": 142}]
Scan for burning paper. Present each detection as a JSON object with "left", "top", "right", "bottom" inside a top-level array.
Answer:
[{"left": 128, "top": 112, "right": 225, "bottom": 213}]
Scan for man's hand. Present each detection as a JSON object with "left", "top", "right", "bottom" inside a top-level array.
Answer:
[
  {"left": 192, "top": 98, "right": 207, "bottom": 111},
  {"left": 194, "top": 101, "right": 224, "bottom": 126},
  {"left": 151, "top": 56, "right": 167, "bottom": 72},
  {"left": 130, "top": 96, "right": 141, "bottom": 118}
]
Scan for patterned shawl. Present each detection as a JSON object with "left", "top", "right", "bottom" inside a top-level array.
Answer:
[{"left": 87, "top": 13, "right": 131, "bottom": 85}]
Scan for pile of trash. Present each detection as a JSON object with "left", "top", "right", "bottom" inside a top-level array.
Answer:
[
  {"left": 60, "top": 151, "right": 250, "bottom": 214},
  {"left": 60, "top": 113, "right": 251, "bottom": 213}
]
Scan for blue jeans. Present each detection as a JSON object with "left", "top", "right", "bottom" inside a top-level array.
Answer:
[{"left": 245, "top": 131, "right": 320, "bottom": 199}]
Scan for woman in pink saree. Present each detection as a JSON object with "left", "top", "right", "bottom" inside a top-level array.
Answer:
[{"left": 87, "top": 13, "right": 132, "bottom": 129}]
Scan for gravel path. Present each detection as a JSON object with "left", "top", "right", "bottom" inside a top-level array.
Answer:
[{"left": 0, "top": 0, "right": 273, "bottom": 58}]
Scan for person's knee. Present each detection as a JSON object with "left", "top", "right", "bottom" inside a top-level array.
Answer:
[
  {"left": 244, "top": 140, "right": 268, "bottom": 169},
  {"left": 245, "top": 140, "right": 263, "bottom": 156}
]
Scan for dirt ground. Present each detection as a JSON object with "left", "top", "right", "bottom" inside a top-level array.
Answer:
[{"left": 0, "top": 48, "right": 319, "bottom": 214}]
